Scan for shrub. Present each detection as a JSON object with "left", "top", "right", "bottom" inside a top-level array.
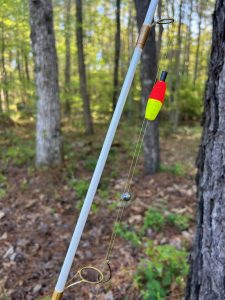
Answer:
[
  {"left": 69, "top": 179, "right": 89, "bottom": 199},
  {"left": 167, "top": 213, "right": 191, "bottom": 231},
  {"left": 134, "top": 242, "right": 189, "bottom": 300},
  {"left": 141, "top": 209, "right": 165, "bottom": 233},
  {"left": 5, "top": 143, "right": 35, "bottom": 166},
  {"left": 116, "top": 223, "right": 141, "bottom": 247}
]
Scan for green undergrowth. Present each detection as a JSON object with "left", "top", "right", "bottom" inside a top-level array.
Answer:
[
  {"left": 160, "top": 163, "right": 185, "bottom": 176},
  {"left": 0, "top": 173, "right": 8, "bottom": 198},
  {"left": 0, "top": 129, "right": 35, "bottom": 166},
  {"left": 167, "top": 212, "right": 191, "bottom": 231},
  {"left": 141, "top": 208, "right": 165, "bottom": 233},
  {"left": 116, "top": 208, "right": 191, "bottom": 299},
  {"left": 69, "top": 178, "right": 89, "bottom": 199},
  {"left": 116, "top": 223, "right": 141, "bottom": 247},
  {"left": 142, "top": 208, "right": 191, "bottom": 233},
  {"left": 134, "top": 242, "right": 189, "bottom": 300},
  {"left": 84, "top": 155, "right": 98, "bottom": 171},
  {"left": 116, "top": 208, "right": 192, "bottom": 247}
]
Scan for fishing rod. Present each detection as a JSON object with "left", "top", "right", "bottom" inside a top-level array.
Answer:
[{"left": 52, "top": 0, "right": 173, "bottom": 298}]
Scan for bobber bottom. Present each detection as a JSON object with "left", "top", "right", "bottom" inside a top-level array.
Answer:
[
  {"left": 145, "top": 98, "right": 162, "bottom": 121},
  {"left": 52, "top": 290, "right": 64, "bottom": 300}
]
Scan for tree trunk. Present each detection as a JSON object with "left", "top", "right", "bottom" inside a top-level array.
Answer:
[
  {"left": 134, "top": 0, "right": 159, "bottom": 174},
  {"left": 16, "top": 48, "right": 26, "bottom": 103},
  {"left": 186, "top": 1, "right": 225, "bottom": 299},
  {"left": 0, "top": 91, "right": 2, "bottom": 113},
  {"left": 112, "top": 0, "right": 121, "bottom": 111},
  {"left": 1, "top": 22, "right": 9, "bottom": 113},
  {"left": 170, "top": 0, "right": 183, "bottom": 130},
  {"left": 157, "top": 0, "right": 163, "bottom": 54},
  {"left": 126, "top": 0, "right": 135, "bottom": 117},
  {"left": 75, "top": 0, "right": 93, "bottom": 134},
  {"left": 64, "top": 0, "right": 72, "bottom": 116},
  {"left": 193, "top": 7, "right": 202, "bottom": 86},
  {"left": 24, "top": 52, "right": 30, "bottom": 82},
  {"left": 29, "top": 0, "right": 62, "bottom": 167},
  {"left": 185, "top": 0, "right": 193, "bottom": 77}
]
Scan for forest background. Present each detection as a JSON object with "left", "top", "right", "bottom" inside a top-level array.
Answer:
[{"left": 0, "top": 0, "right": 219, "bottom": 299}]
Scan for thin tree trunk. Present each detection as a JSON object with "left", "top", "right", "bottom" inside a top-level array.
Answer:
[
  {"left": 185, "top": 0, "right": 193, "bottom": 77},
  {"left": 193, "top": 8, "right": 202, "bottom": 86},
  {"left": 170, "top": 0, "right": 183, "bottom": 130},
  {"left": 0, "top": 90, "right": 2, "bottom": 113},
  {"left": 157, "top": 0, "right": 163, "bottom": 54},
  {"left": 16, "top": 48, "right": 26, "bottom": 104},
  {"left": 127, "top": 0, "right": 135, "bottom": 118},
  {"left": 64, "top": 0, "right": 72, "bottom": 115},
  {"left": 29, "top": 0, "right": 62, "bottom": 166},
  {"left": 24, "top": 52, "right": 30, "bottom": 82},
  {"left": 186, "top": 0, "right": 225, "bottom": 299},
  {"left": 16, "top": 49, "right": 23, "bottom": 83},
  {"left": 112, "top": 0, "right": 121, "bottom": 111},
  {"left": 75, "top": 0, "right": 93, "bottom": 134},
  {"left": 134, "top": 0, "right": 159, "bottom": 174},
  {"left": 1, "top": 22, "right": 9, "bottom": 113}
]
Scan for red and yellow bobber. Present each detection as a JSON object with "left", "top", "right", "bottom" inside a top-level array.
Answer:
[{"left": 145, "top": 71, "right": 168, "bottom": 121}]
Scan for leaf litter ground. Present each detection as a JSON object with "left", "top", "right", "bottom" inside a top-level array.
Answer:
[{"left": 0, "top": 123, "right": 201, "bottom": 300}]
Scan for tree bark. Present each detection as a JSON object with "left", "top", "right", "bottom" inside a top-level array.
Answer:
[
  {"left": 134, "top": 0, "right": 159, "bottom": 174},
  {"left": 64, "top": 0, "right": 72, "bottom": 115},
  {"left": 29, "top": 0, "right": 62, "bottom": 167},
  {"left": 186, "top": 0, "right": 225, "bottom": 299},
  {"left": 75, "top": 0, "right": 93, "bottom": 134},
  {"left": 112, "top": 0, "right": 121, "bottom": 111}
]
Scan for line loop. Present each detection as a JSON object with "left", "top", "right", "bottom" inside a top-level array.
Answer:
[{"left": 152, "top": 17, "right": 174, "bottom": 26}]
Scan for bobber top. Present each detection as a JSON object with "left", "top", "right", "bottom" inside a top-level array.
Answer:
[{"left": 145, "top": 71, "right": 168, "bottom": 121}]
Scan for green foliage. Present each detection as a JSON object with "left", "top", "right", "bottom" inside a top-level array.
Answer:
[
  {"left": 116, "top": 223, "right": 141, "bottom": 247},
  {"left": 0, "top": 188, "right": 7, "bottom": 198},
  {"left": 0, "top": 173, "right": 7, "bottom": 185},
  {"left": 167, "top": 213, "right": 191, "bottom": 231},
  {"left": 178, "top": 80, "right": 203, "bottom": 121},
  {"left": 70, "top": 179, "right": 89, "bottom": 199},
  {"left": 75, "top": 199, "right": 98, "bottom": 214},
  {"left": 134, "top": 242, "right": 189, "bottom": 300},
  {"left": 141, "top": 207, "right": 191, "bottom": 233},
  {"left": 0, "top": 173, "right": 7, "bottom": 199},
  {"left": 5, "top": 143, "right": 35, "bottom": 166},
  {"left": 110, "top": 169, "right": 118, "bottom": 179},
  {"left": 142, "top": 209, "right": 165, "bottom": 233},
  {"left": 98, "top": 188, "right": 109, "bottom": 199},
  {"left": 160, "top": 163, "right": 185, "bottom": 176},
  {"left": 108, "top": 199, "right": 120, "bottom": 212},
  {"left": 70, "top": 179, "right": 98, "bottom": 214},
  {"left": 84, "top": 156, "right": 98, "bottom": 171}
]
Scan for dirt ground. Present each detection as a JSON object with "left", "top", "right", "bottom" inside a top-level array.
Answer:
[{"left": 0, "top": 124, "right": 201, "bottom": 300}]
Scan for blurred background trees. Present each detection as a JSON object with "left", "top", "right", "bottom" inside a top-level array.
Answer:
[
  {"left": 0, "top": 0, "right": 215, "bottom": 168},
  {"left": 0, "top": 0, "right": 213, "bottom": 130}
]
